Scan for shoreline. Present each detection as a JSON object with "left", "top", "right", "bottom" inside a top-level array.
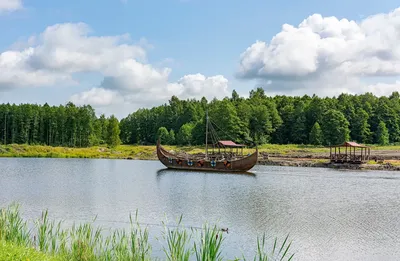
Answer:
[
  {"left": 1, "top": 144, "right": 400, "bottom": 171},
  {"left": 257, "top": 157, "right": 400, "bottom": 171}
]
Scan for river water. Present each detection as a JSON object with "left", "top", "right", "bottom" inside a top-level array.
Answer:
[{"left": 0, "top": 158, "right": 399, "bottom": 260}]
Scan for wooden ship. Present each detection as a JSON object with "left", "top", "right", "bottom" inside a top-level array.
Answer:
[{"left": 156, "top": 113, "right": 258, "bottom": 172}]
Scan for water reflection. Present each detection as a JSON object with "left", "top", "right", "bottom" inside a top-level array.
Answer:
[{"left": 156, "top": 168, "right": 257, "bottom": 178}]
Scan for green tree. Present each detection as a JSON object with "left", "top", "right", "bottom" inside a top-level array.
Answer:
[
  {"left": 376, "top": 121, "right": 389, "bottom": 145},
  {"left": 169, "top": 129, "right": 176, "bottom": 145},
  {"left": 157, "top": 127, "right": 170, "bottom": 144},
  {"left": 208, "top": 99, "right": 242, "bottom": 142},
  {"left": 351, "top": 109, "right": 371, "bottom": 143},
  {"left": 177, "top": 123, "right": 195, "bottom": 145},
  {"left": 309, "top": 122, "right": 323, "bottom": 145},
  {"left": 291, "top": 101, "right": 307, "bottom": 144},
  {"left": 249, "top": 105, "right": 272, "bottom": 144},
  {"left": 321, "top": 110, "right": 350, "bottom": 145},
  {"left": 106, "top": 115, "right": 121, "bottom": 147}
]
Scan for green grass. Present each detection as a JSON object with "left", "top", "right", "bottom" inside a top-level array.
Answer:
[
  {"left": 0, "top": 143, "right": 332, "bottom": 160},
  {"left": 3, "top": 142, "right": 398, "bottom": 161},
  {"left": 0, "top": 240, "right": 62, "bottom": 261},
  {"left": 0, "top": 203, "right": 294, "bottom": 261}
]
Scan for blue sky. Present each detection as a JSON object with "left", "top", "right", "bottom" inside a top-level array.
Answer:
[{"left": 1, "top": 0, "right": 400, "bottom": 117}]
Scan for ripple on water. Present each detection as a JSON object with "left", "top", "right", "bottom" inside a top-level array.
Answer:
[{"left": 0, "top": 159, "right": 399, "bottom": 260}]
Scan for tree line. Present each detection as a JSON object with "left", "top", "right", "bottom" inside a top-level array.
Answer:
[
  {"left": 0, "top": 89, "right": 398, "bottom": 148},
  {"left": 0, "top": 102, "right": 121, "bottom": 147},
  {"left": 120, "top": 89, "right": 397, "bottom": 146}
]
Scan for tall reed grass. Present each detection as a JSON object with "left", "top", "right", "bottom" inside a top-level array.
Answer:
[{"left": 0, "top": 203, "right": 295, "bottom": 261}]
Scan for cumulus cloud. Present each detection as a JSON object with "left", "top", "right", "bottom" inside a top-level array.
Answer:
[
  {"left": 0, "top": 22, "right": 229, "bottom": 111},
  {"left": 70, "top": 88, "right": 123, "bottom": 106},
  {"left": 71, "top": 73, "right": 229, "bottom": 107},
  {"left": 0, "top": 0, "right": 22, "bottom": 13},
  {"left": 237, "top": 7, "right": 400, "bottom": 96}
]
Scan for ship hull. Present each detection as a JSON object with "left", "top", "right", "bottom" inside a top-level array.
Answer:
[{"left": 156, "top": 140, "right": 258, "bottom": 172}]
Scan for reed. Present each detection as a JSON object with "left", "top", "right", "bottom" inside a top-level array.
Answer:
[
  {"left": 193, "top": 223, "right": 224, "bottom": 261},
  {"left": 161, "top": 215, "right": 192, "bottom": 261},
  {"left": 0, "top": 203, "right": 30, "bottom": 247},
  {"left": 0, "top": 204, "right": 295, "bottom": 261},
  {"left": 244, "top": 233, "right": 294, "bottom": 261}
]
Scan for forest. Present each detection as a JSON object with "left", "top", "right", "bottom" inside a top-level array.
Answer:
[
  {"left": 0, "top": 88, "right": 398, "bottom": 148},
  {"left": 0, "top": 102, "right": 121, "bottom": 148}
]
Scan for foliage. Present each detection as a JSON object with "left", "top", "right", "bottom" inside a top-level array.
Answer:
[
  {"left": 309, "top": 122, "right": 323, "bottom": 145},
  {"left": 169, "top": 129, "right": 176, "bottom": 145},
  {"left": 177, "top": 123, "right": 195, "bottom": 145},
  {"left": 157, "top": 127, "right": 170, "bottom": 144},
  {"left": 0, "top": 241, "right": 62, "bottom": 261},
  {"left": 106, "top": 115, "right": 121, "bottom": 148},
  {"left": 376, "top": 121, "right": 390, "bottom": 145},
  {"left": 321, "top": 110, "right": 350, "bottom": 145},
  {"left": 120, "top": 90, "right": 400, "bottom": 146},
  {"left": 0, "top": 103, "right": 117, "bottom": 148},
  {"left": 4, "top": 90, "right": 400, "bottom": 147}
]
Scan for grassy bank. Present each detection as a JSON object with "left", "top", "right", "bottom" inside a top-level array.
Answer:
[
  {"left": 2, "top": 143, "right": 400, "bottom": 165},
  {"left": 0, "top": 143, "right": 389, "bottom": 158},
  {"left": 0, "top": 203, "right": 294, "bottom": 261}
]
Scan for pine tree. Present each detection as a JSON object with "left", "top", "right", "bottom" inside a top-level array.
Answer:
[
  {"left": 309, "top": 122, "right": 323, "bottom": 145},
  {"left": 376, "top": 121, "right": 389, "bottom": 145}
]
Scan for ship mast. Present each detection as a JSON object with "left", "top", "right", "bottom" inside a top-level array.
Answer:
[{"left": 205, "top": 110, "right": 209, "bottom": 160}]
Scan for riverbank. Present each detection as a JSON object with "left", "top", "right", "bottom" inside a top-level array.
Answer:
[{"left": 2, "top": 143, "right": 400, "bottom": 170}]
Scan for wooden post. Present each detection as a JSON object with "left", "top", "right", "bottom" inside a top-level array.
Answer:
[
  {"left": 361, "top": 147, "right": 363, "bottom": 161},
  {"left": 330, "top": 147, "right": 332, "bottom": 161},
  {"left": 335, "top": 147, "right": 337, "bottom": 161}
]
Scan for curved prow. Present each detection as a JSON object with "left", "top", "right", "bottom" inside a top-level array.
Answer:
[{"left": 156, "top": 138, "right": 258, "bottom": 172}]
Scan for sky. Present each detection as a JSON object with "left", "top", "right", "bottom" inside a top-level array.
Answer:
[{"left": 1, "top": 0, "right": 400, "bottom": 118}]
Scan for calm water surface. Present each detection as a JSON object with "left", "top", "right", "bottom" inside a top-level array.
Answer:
[{"left": 0, "top": 158, "right": 399, "bottom": 260}]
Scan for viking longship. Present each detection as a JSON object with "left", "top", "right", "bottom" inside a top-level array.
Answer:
[{"left": 156, "top": 113, "right": 258, "bottom": 172}]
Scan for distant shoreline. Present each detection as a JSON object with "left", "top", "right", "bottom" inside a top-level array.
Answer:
[{"left": 1, "top": 143, "right": 400, "bottom": 171}]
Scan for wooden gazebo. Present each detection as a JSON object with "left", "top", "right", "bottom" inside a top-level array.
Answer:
[
  {"left": 207, "top": 140, "right": 246, "bottom": 160},
  {"left": 329, "top": 141, "right": 371, "bottom": 164}
]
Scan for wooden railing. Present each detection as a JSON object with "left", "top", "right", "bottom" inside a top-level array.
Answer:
[{"left": 330, "top": 154, "right": 368, "bottom": 162}]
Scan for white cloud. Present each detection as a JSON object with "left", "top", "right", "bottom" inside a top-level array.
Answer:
[
  {"left": 0, "top": 0, "right": 22, "bottom": 13},
  {"left": 0, "top": 48, "right": 74, "bottom": 88},
  {"left": 70, "top": 88, "right": 123, "bottom": 106},
  {"left": 237, "top": 7, "right": 400, "bottom": 96},
  {"left": 365, "top": 81, "right": 400, "bottom": 97},
  {"left": 0, "top": 22, "right": 229, "bottom": 113},
  {"left": 71, "top": 73, "right": 229, "bottom": 108}
]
